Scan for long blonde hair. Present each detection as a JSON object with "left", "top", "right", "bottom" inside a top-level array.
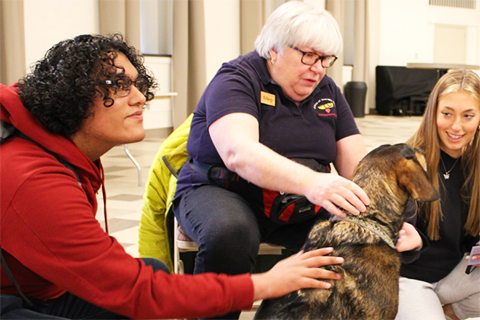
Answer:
[{"left": 407, "top": 69, "right": 480, "bottom": 240}]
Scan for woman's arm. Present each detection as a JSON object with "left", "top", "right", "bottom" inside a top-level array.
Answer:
[
  {"left": 209, "top": 112, "right": 370, "bottom": 217},
  {"left": 333, "top": 134, "right": 367, "bottom": 179}
]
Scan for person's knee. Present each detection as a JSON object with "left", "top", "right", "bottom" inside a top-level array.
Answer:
[
  {"left": 207, "top": 222, "right": 258, "bottom": 248},
  {"left": 195, "top": 228, "right": 259, "bottom": 274},
  {"left": 198, "top": 220, "right": 260, "bottom": 262},
  {"left": 140, "top": 258, "right": 170, "bottom": 274}
]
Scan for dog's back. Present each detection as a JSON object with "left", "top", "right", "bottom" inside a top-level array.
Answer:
[{"left": 255, "top": 144, "right": 439, "bottom": 320}]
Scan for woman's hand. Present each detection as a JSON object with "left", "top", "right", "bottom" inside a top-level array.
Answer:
[
  {"left": 209, "top": 113, "right": 370, "bottom": 218},
  {"left": 467, "top": 254, "right": 480, "bottom": 267},
  {"left": 251, "top": 247, "right": 343, "bottom": 301},
  {"left": 396, "top": 222, "right": 422, "bottom": 252},
  {"left": 304, "top": 173, "right": 370, "bottom": 218},
  {"left": 466, "top": 240, "right": 480, "bottom": 267}
]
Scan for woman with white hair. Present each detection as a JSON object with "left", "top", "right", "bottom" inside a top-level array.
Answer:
[{"left": 174, "top": 2, "right": 417, "bottom": 319}]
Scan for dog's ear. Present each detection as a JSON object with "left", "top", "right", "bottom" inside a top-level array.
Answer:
[{"left": 397, "top": 149, "right": 439, "bottom": 202}]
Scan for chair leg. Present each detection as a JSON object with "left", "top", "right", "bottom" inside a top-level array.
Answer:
[
  {"left": 124, "top": 144, "right": 142, "bottom": 186},
  {"left": 173, "top": 218, "right": 184, "bottom": 274}
]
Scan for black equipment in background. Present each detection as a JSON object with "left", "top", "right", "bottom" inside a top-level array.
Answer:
[{"left": 375, "top": 66, "right": 438, "bottom": 116}]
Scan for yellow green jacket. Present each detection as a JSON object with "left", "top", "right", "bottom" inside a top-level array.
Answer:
[{"left": 138, "top": 114, "right": 193, "bottom": 271}]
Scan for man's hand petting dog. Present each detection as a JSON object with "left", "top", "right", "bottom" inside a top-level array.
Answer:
[{"left": 251, "top": 248, "right": 344, "bottom": 301}]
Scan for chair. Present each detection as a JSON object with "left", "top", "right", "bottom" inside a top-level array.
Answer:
[
  {"left": 173, "top": 218, "right": 285, "bottom": 274},
  {"left": 124, "top": 144, "right": 142, "bottom": 186}
]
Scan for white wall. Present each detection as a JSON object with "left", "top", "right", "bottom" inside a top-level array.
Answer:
[
  {"left": 203, "top": 0, "right": 240, "bottom": 83},
  {"left": 376, "top": 0, "right": 479, "bottom": 66},
  {"left": 140, "top": 0, "right": 173, "bottom": 55},
  {"left": 23, "top": 0, "right": 99, "bottom": 72},
  {"left": 365, "top": 0, "right": 480, "bottom": 110},
  {"left": 143, "top": 56, "right": 173, "bottom": 129}
]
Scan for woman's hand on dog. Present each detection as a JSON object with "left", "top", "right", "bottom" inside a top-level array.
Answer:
[
  {"left": 251, "top": 247, "right": 344, "bottom": 301},
  {"left": 304, "top": 173, "right": 370, "bottom": 218},
  {"left": 396, "top": 222, "right": 422, "bottom": 252}
]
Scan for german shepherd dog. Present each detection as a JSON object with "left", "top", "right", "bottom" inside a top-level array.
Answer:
[{"left": 255, "top": 143, "right": 439, "bottom": 320}]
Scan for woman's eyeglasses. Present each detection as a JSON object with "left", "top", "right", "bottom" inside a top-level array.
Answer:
[
  {"left": 289, "top": 46, "right": 338, "bottom": 68},
  {"left": 98, "top": 77, "right": 148, "bottom": 97}
]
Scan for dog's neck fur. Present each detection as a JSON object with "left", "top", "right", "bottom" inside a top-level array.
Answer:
[
  {"left": 348, "top": 179, "right": 411, "bottom": 249},
  {"left": 336, "top": 179, "right": 409, "bottom": 250},
  {"left": 331, "top": 208, "right": 400, "bottom": 250},
  {"left": 332, "top": 211, "right": 397, "bottom": 249}
]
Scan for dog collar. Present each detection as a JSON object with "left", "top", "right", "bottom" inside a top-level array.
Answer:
[{"left": 331, "top": 211, "right": 397, "bottom": 250}]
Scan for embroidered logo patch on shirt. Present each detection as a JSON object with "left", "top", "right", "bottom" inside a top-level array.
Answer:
[
  {"left": 261, "top": 91, "right": 276, "bottom": 107},
  {"left": 314, "top": 98, "right": 336, "bottom": 116}
]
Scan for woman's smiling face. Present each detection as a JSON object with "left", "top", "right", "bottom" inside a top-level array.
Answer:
[{"left": 436, "top": 91, "right": 480, "bottom": 158}]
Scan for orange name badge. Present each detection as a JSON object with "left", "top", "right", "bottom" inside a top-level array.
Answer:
[{"left": 261, "top": 91, "right": 276, "bottom": 107}]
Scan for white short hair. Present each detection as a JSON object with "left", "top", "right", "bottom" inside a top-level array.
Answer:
[{"left": 254, "top": 1, "right": 343, "bottom": 59}]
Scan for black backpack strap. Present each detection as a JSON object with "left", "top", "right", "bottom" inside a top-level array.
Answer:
[
  {"left": 162, "top": 155, "right": 179, "bottom": 179},
  {"left": 188, "top": 157, "right": 330, "bottom": 182},
  {"left": 1, "top": 250, "right": 33, "bottom": 307},
  {"left": 0, "top": 121, "right": 16, "bottom": 143},
  {"left": 188, "top": 157, "right": 241, "bottom": 182}
]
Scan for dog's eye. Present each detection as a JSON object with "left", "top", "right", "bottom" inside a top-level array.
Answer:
[{"left": 400, "top": 148, "right": 416, "bottom": 160}]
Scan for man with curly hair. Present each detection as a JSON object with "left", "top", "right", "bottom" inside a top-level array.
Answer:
[{"left": 0, "top": 34, "right": 344, "bottom": 319}]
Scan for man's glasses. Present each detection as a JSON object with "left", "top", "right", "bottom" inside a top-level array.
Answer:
[
  {"left": 99, "top": 77, "right": 148, "bottom": 97},
  {"left": 289, "top": 46, "right": 338, "bottom": 68}
]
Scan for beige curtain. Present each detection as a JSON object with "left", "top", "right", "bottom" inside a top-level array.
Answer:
[
  {"left": 240, "top": 1, "right": 263, "bottom": 55},
  {"left": 171, "top": 0, "right": 207, "bottom": 129},
  {"left": 0, "top": 0, "right": 26, "bottom": 85},
  {"left": 352, "top": 0, "right": 367, "bottom": 82},
  {"left": 171, "top": 0, "right": 189, "bottom": 129},
  {"left": 325, "top": 0, "right": 344, "bottom": 88},
  {"left": 99, "top": 0, "right": 141, "bottom": 49}
]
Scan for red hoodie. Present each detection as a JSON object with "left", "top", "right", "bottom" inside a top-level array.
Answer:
[{"left": 0, "top": 83, "right": 254, "bottom": 319}]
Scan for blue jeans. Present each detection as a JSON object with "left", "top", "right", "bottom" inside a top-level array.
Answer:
[
  {"left": 174, "top": 185, "right": 327, "bottom": 320},
  {"left": 1, "top": 258, "right": 169, "bottom": 319}
]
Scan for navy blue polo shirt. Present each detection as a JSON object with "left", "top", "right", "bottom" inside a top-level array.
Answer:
[{"left": 175, "top": 51, "right": 359, "bottom": 197}]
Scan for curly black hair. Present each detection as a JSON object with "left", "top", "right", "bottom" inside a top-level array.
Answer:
[{"left": 18, "top": 33, "right": 157, "bottom": 136}]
